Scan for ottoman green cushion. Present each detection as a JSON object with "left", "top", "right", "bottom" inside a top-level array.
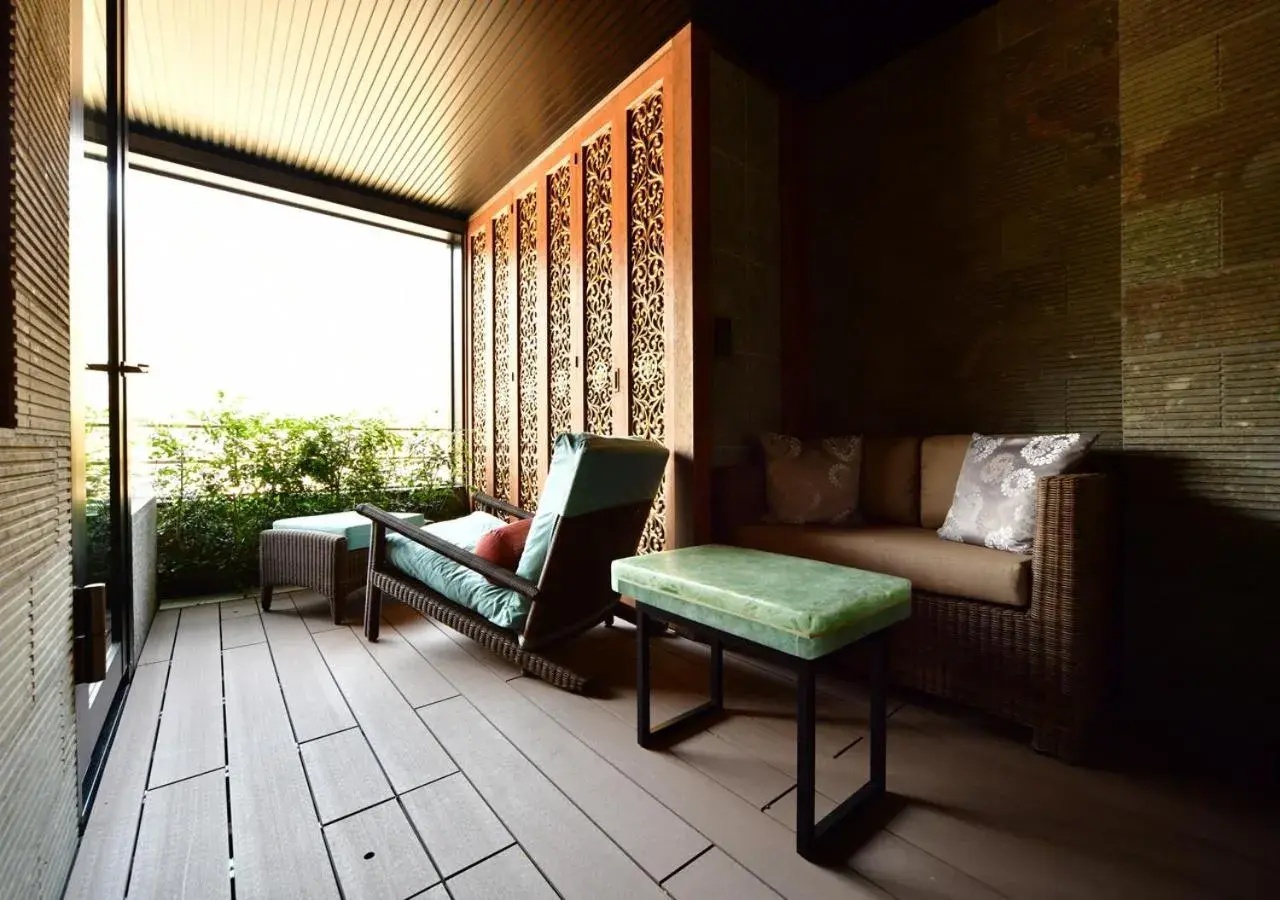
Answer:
[
  {"left": 273, "top": 510, "right": 425, "bottom": 551},
  {"left": 612, "top": 544, "right": 911, "bottom": 660}
]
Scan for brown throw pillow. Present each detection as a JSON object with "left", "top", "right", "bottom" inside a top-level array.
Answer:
[
  {"left": 759, "top": 433, "right": 863, "bottom": 525},
  {"left": 473, "top": 517, "right": 533, "bottom": 572},
  {"left": 938, "top": 432, "right": 1097, "bottom": 552}
]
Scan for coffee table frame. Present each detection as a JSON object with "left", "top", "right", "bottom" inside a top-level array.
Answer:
[{"left": 635, "top": 602, "right": 888, "bottom": 860}]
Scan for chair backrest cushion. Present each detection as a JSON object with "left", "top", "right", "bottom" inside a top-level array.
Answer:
[{"left": 516, "top": 433, "right": 670, "bottom": 585}]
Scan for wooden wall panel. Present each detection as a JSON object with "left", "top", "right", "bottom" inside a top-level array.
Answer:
[
  {"left": 626, "top": 87, "right": 669, "bottom": 554},
  {"left": 515, "top": 189, "right": 541, "bottom": 510},
  {"left": 467, "top": 227, "right": 492, "bottom": 495},
  {"left": 546, "top": 164, "right": 574, "bottom": 448},
  {"left": 491, "top": 209, "right": 515, "bottom": 503},
  {"left": 0, "top": 0, "right": 80, "bottom": 895},
  {"left": 465, "top": 30, "right": 709, "bottom": 548},
  {"left": 582, "top": 128, "right": 616, "bottom": 436}
]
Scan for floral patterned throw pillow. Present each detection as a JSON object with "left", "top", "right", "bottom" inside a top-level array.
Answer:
[
  {"left": 938, "top": 433, "right": 1097, "bottom": 553},
  {"left": 759, "top": 433, "right": 863, "bottom": 525}
]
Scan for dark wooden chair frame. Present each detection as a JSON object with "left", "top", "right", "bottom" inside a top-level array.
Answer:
[
  {"left": 358, "top": 492, "right": 651, "bottom": 693},
  {"left": 635, "top": 602, "right": 889, "bottom": 860}
]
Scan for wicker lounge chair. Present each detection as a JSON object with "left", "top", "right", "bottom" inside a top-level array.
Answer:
[{"left": 358, "top": 434, "right": 669, "bottom": 692}]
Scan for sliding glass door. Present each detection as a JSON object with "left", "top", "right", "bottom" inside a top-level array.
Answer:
[{"left": 71, "top": 0, "right": 149, "bottom": 805}]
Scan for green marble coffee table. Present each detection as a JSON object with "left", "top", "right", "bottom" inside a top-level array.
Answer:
[{"left": 612, "top": 544, "right": 911, "bottom": 860}]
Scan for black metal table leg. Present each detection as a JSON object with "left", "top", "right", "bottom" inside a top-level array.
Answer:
[
  {"left": 796, "top": 660, "right": 817, "bottom": 857},
  {"left": 637, "top": 605, "right": 653, "bottom": 747},
  {"left": 635, "top": 603, "right": 724, "bottom": 747}
]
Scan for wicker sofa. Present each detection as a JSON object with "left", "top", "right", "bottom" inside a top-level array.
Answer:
[{"left": 715, "top": 434, "right": 1114, "bottom": 761}]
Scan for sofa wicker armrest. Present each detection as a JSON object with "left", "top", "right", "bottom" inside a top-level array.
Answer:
[
  {"left": 473, "top": 492, "right": 534, "bottom": 520},
  {"left": 1029, "top": 472, "right": 1115, "bottom": 758},
  {"left": 356, "top": 503, "right": 540, "bottom": 599}
]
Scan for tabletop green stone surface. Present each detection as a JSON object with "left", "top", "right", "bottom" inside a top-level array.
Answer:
[{"left": 612, "top": 544, "right": 911, "bottom": 660}]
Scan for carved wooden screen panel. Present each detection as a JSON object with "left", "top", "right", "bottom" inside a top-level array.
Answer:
[
  {"left": 628, "top": 90, "right": 667, "bottom": 553},
  {"left": 547, "top": 165, "right": 573, "bottom": 449},
  {"left": 583, "top": 130, "right": 614, "bottom": 436},
  {"left": 515, "top": 191, "right": 540, "bottom": 510},
  {"left": 491, "top": 210, "right": 513, "bottom": 502},
  {"left": 469, "top": 229, "right": 489, "bottom": 492}
]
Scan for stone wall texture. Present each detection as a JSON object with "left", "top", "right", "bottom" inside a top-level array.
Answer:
[{"left": 806, "top": 0, "right": 1279, "bottom": 752}]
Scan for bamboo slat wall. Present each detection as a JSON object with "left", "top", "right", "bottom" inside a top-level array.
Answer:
[{"left": 465, "top": 27, "right": 709, "bottom": 550}]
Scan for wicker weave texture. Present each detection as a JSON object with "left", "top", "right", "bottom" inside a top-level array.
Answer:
[
  {"left": 259, "top": 529, "right": 368, "bottom": 624},
  {"left": 370, "top": 570, "right": 590, "bottom": 693},
  {"left": 888, "top": 473, "right": 1112, "bottom": 759}
]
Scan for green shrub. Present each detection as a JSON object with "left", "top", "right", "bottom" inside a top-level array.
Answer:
[{"left": 88, "top": 398, "right": 468, "bottom": 599}]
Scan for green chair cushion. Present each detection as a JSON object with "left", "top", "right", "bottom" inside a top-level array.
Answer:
[
  {"left": 385, "top": 512, "right": 528, "bottom": 630},
  {"left": 516, "top": 433, "right": 669, "bottom": 585},
  {"left": 612, "top": 544, "right": 911, "bottom": 660},
  {"left": 273, "top": 510, "right": 426, "bottom": 551}
]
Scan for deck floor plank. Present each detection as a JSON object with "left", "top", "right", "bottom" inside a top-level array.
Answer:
[
  {"left": 127, "top": 769, "right": 230, "bottom": 900},
  {"left": 401, "top": 772, "right": 514, "bottom": 878},
  {"left": 64, "top": 662, "right": 169, "bottom": 900},
  {"left": 259, "top": 605, "right": 355, "bottom": 742},
  {"left": 355, "top": 623, "right": 457, "bottom": 708},
  {"left": 419, "top": 695, "right": 669, "bottom": 900},
  {"left": 664, "top": 847, "right": 782, "bottom": 900},
  {"left": 224, "top": 642, "right": 339, "bottom": 900},
  {"left": 446, "top": 846, "right": 558, "bottom": 900},
  {"left": 220, "top": 613, "right": 266, "bottom": 649},
  {"left": 137, "top": 608, "right": 180, "bottom": 665},
  {"left": 323, "top": 799, "right": 438, "bottom": 900},
  {"left": 388, "top": 604, "right": 712, "bottom": 881},
  {"left": 148, "top": 606, "right": 224, "bottom": 788},
  {"left": 312, "top": 627, "right": 455, "bottom": 793},
  {"left": 300, "top": 727, "right": 394, "bottom": 824}
]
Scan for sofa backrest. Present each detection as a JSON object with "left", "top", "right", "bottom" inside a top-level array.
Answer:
[
  {"left": 859, "top": 437, "right": 921, "bottom": 526},
  {"left": 920, "top": 434, "right": 972, "bottom": 528}
]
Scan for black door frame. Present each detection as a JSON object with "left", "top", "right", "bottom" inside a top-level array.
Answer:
[{"left": 77, "top": 0, "right": 135, "bottom": 819}]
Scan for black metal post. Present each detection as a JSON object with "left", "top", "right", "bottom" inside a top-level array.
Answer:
[
  {"left": 709, "top": 636, "right": 723, "bottom": 709},
  {"left": 869, "top": 629, "right": 887, "bottom": 790},
  {"left": 636, "top": 606, "right": 652, "bottom": 747},
  {"left": 796, "top": 661, "right": 817, "bottom": 857}
]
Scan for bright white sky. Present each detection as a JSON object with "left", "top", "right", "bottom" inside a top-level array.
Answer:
[{"left": 72, "top": 156, "right": 454, "bottom": 428}]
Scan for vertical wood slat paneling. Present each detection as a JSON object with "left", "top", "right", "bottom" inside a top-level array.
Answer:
[{"left": 0, "top": 0, "right": 79, "bottom": 896}]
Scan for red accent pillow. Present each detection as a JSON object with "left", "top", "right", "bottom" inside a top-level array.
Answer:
[{"left": 473, "top": 517, "right": 533, "bottom": 572}]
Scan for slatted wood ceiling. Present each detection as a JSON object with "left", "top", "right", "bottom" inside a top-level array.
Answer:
[{"left": 81, "top": 0, "right": 690, "bottom": 215}]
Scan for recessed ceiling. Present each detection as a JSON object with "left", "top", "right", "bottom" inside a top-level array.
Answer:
[{"left": 83, "top": 0, "right": 690, "bottom": 217}]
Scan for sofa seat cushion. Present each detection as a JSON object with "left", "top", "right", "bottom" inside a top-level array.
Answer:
[{"left": 733, "top": 523, "right": 1031, "bottom": 609}]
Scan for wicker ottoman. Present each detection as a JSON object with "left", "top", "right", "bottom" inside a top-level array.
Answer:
[{"left": 259, "top": 511, "right": 426, "bottom": 624}]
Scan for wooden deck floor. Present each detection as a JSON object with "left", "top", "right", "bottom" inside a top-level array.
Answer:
[{"left": 65, "top": 589, "right": 1279, "bottom": 900}]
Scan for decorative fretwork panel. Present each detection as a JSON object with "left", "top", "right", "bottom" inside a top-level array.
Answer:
[
  {"left": 547, "top": 166, "right": 573, "bottom": 450},
  {"left": 516, "top": 192, "right": 540, "bottom": 511},
  {"left": 583, "top": 131, "right": 614, "bottom": 436},
  {"left": 469, "top": 231, "right": 489, "bottom": 489},
  {"left": 628, "top": 91, "right": 667, "bottom": 553},
  {"left": 491, "top": 210, "right": 513, "bottom": 502}
]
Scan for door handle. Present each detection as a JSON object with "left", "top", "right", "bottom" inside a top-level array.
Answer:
[{"left": 86, "top": 362, "right": 149, "bottom": 374}]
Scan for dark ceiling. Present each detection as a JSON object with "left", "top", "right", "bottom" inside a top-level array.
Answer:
[{"left": 84, "top": 0, "right": 992, "bottom": 221}]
